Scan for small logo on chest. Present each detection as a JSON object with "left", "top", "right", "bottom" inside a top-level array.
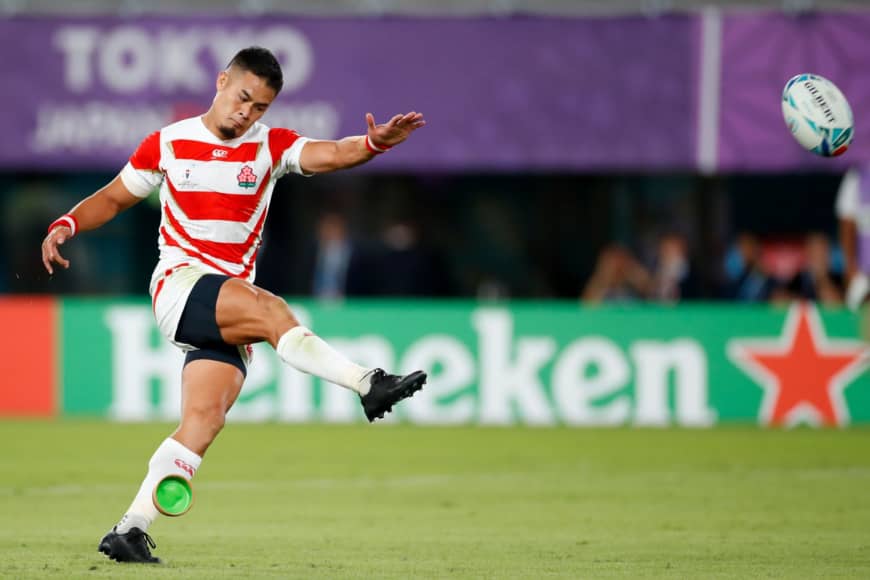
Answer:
[
  {"left": 175, "top": 167, "right": 195, "bottom": 188},
  {"left": 237, "top": 165, "right": 258, "bottom": 189}
]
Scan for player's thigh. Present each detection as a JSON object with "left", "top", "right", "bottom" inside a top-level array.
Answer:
[
  {"left": 215, "top": 278, "right": 299, "bottom": 346},
  {"left": 180, "top": 358, "right": 245, "bottom": 417}
]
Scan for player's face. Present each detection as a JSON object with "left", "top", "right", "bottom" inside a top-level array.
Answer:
[{"left": 212, "top": 68, "right": 277, "bottom": 140}]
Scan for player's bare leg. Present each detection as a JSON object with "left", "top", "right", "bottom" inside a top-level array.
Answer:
[
  {"left": 173, "top": 359, "right": 245, "bottom": 455},
  {"left": 100, "top": 274, "right": 425, "bottom": 563},
  {"left": 99, "top": 360, "right": 243, "bottom": 563},
  {"left": 215, "top": 277, "right": 426, "bottom": 421}
]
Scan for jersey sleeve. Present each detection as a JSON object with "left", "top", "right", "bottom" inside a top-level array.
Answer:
[
  {"left": 269, "top": 128, "right": 313, "bottom": 179},
  {"left": 836, "top": 168, "right": 860, "bottom": 220},
  {"left": 120, "top": 131, "right": 165, "bottom": 198}
]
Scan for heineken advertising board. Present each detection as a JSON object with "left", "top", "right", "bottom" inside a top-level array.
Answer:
[{"left": 48, "top": 299, "right": 870, "bottom": 427}]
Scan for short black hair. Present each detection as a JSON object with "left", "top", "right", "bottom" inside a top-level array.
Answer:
[{"left": 227, "top": 47, "right": 283, "bottom": 94}]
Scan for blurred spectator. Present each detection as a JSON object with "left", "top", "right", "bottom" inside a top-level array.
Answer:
[
  {"left": 649, "top": 233, "right": 701, "bottom": 302},
  {"left": 304, "top": 212, "right": 452, "bottom": 298},
  {"left": 310, "top": 211, "right": 355, "bottom": 300},
  {"left": 722, "top": 232, "right": 776, "bottom": 302},
  {"left": 581, "top": 244, "right": 651, "bottom": 304},
  {"left": 836, "top": 166, "right": 870, "bottom": 310},
  {"left": 364, "top": 219, "right": 451, "bottom": 297},
  {"left": 778, "top": 232, "right": 844, "bottom": 306}
]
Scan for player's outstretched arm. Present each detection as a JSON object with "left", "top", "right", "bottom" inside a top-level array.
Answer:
[
  {"left": 299, "top": 111, "right": 425, "bottom": 174},
  {"left": 41, "top": 174, "right": 144, "bottom": 274}
]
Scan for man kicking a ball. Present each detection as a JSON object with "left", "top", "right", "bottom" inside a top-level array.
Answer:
[{"left": 40, "top": 46, "right": 427, "bottom": 564}]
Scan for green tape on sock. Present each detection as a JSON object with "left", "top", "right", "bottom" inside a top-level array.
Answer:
[{"left": 152, "top": 475, "right": 193, "bottom": 517}]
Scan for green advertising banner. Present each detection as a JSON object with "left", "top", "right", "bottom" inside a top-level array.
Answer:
[{"left": 60, "top": 299, "right": 870, "bottom": 427}]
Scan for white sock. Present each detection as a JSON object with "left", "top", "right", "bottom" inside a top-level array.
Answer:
[
  {"left": 276, "top": 326, "right": 373, "bottom": 394},
  {"left": 116, "top": 437, "right": 202, "bottom": 533}
]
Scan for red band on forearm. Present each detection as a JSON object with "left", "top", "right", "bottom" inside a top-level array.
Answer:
[
  {"left": 365, "top": 135, "right": 392, "bottom": 154},
  {"left": 48, "top": 214, "right": 78, "bottom": 237}
]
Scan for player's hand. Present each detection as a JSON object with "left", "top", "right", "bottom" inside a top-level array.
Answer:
[
  {"left": 366, "top": 111, "right": 426, "bottom": 149},
  {"left": 42, "top": 227, "right": 72, "bottom": 275},
  {"left": 846, "top": 272, "right": 870, "bottom": 312}
]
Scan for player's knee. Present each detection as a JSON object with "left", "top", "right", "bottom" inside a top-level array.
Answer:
[
  {"left": 184, "top": 402, "right": 226, "bottom": 438},
  {"left": 258, "top": 292, "right": 299, "bottom": 341}
]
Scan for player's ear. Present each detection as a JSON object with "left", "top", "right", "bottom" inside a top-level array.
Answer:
[{"left": 216, "top": 70, "right": 229, "bottom": 91}]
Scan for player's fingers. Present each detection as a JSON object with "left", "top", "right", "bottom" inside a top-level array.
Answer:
[
  {"left": 366, "top": 113, "right": 376, "bottom": 130},
  {"left": 42, "top": 245, "right": 53, "bottom": 275},
  {"left": 46, "top": 240, "right": 59, "bottom": 262},
  {"left": 52, "top": 248, "right": 69, "bottom": 269},
  {"left": 402, "top": 115, "right": 424, "bottom": 130},
  {"left": 388, "top": 114, "right": 403, "bottom": 126}
]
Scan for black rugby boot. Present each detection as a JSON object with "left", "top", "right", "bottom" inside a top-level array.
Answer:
[
  {"left": 98, "top": 526, "right": 161, "bottom": 564},
  {"left": 360, "top": 369, "right": 427, "bottom": 422}
]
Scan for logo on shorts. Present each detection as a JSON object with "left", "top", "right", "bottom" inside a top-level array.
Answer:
[
  {"left": 237, "top": 165, "right": 258, "bottom": 189},
  {"left": 175, "top": 458, "right": 196, "bottom": 478}
]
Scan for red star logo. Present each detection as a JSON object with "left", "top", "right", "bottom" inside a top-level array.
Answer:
[{"left": 728, "top": 304, "right": 867, "bottom": 427}]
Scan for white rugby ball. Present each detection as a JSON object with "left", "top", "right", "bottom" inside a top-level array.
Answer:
[{"left": 782, "top": 73, "right": 854, "bottom": 157}]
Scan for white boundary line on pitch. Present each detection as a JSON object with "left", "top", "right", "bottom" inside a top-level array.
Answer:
[
  {"left": 0, "top": 472, "right": 544, "bottom": 496},
  {"left": 3, "top": 467, "right": 870, "bottom": 497}
]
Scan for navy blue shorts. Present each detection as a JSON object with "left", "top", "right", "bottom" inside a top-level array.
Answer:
[{"left": 175, "top": 274, "right": 247, "bottom": 377}]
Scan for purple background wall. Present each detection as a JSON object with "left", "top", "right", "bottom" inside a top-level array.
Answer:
[{"left": 0, "top": 13, "right": 867, "bottom": 172}]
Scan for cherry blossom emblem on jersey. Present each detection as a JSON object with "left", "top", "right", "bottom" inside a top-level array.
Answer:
[{"left": 237, "top": 165, "right": 258, "bottom": 189}]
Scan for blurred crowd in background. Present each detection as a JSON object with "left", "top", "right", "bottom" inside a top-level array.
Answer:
[
  {"left": 582, "top": 230, "right": 843, "bottom": 305},
  {"left": 1, "top": 2, "right": 866, "bottom": 307},
  {"left": 0, "top": 169, "right": 851, "bottom": 304}
]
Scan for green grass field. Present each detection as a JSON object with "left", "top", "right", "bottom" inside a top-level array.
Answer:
[{"left": 1, "top": 422, "right": 869, "bottom": 579}]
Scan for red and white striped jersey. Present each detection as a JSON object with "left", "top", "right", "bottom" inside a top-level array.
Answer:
[{"left": 120, "top": 116, "right": 311, "bottom": 286}]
